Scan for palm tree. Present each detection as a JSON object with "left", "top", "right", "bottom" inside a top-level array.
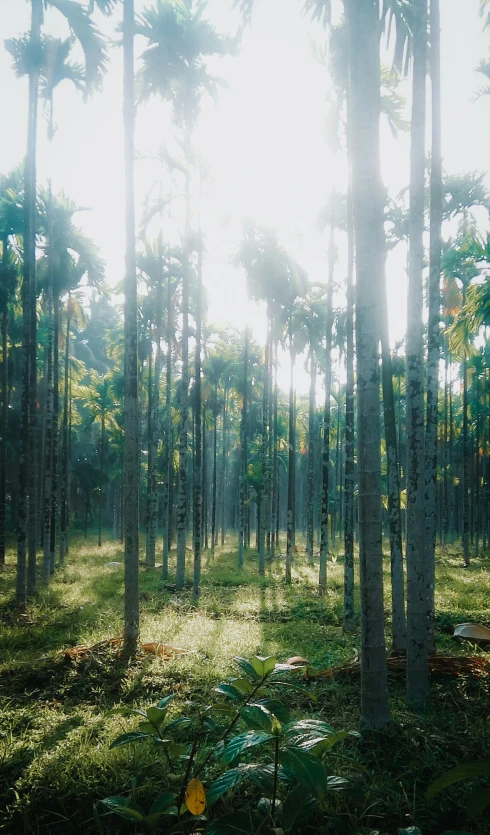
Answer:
[
  {"left": 425, "top": 0, "right": 442, "bottom": 650},
  {"left": 138, "top": 0, "right": 228, "bottom": 589},
  {"left": 344, "top": 0, "right": 390, "bottom": 729},
  {"left": 123, "top": 0, "right": 140, "bottom": 655},
  {"left": 80, "top": 374, "right": 119, "bottom": 547},
  {"left": 405, "top": 0, "right": 429, "bottom": 710},
  {"left": 0, "top": 170, "right": 23, "bottom": 568}
]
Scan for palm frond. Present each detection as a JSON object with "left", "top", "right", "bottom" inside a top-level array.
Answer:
[
  {"left": 48, "top": 0, "right": 109, "bottom": 90},
  {"left": 303, "top": 0, "right": 331, "bottom": 28}
]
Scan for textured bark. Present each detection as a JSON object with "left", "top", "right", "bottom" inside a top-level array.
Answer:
[
  {"left": 406, "top": 0, "right": 429, "bottom": 709},
  {"left": 42, "top": 270, "right": 54, "bottom": 583},
  {"left": 19, "top": 0, "right": 42, "bottom": 607},
  {"left": 123, "top": 0, "right": 139, "bottom": 654},
  {"left": 345, "top": 0, "right": 390, "bottom": 729},
  {"left": 50, "top": 294, "right": 59, "bottom": 572},
  {"left": 161, "top": 270, "right": 172, "bottom": 578},
  {"left": 306, "top": 351, "right": 316, "bottom": 565},
  {"left": 0, "top": 249, "right": 9, "bottom": 567},
  {"left": 286, "top": 319, "right": 295, "bottom": 585},
  {"left": 343, "top": 187, "right": 355, "bottom": 633},
  {"left": 147, "top": 271, "right": 163, "bottom": 570},
  {"left": 58, "top": 305, "right": 70, "bottom": 565},
  {"left": 462, "top": 343, "right": 470, "bottom": 567},
  {"left": 271, "top": 343, "right": 278, "bottom": 555},
  {"left": 425, "top": 0, "right": 442, "bottom": 648},
  {"left": 211, "top": 395, "right": 218, "bottom": 556},
  {"left": 238, "top": 328, "right": 248, "bottom": 568},
  {"left": 192, "top": 245, "right": 202, "bottom": 598},
  {"left": 319, "top": 220, "right": 334, "bottom": 593},
  {"left": 176, "top": 171, "right": 191, "bottom": 588},
  {"left": 258, "top": 334, "right": 269, "bottom": 574}
]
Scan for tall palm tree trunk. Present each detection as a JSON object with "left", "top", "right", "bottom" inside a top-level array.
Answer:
[
  {"left": 306, "top": 350, "right": 316, "bottom": 565},
  {"left": 406, "top": 0, "right": 429, "bottom": 709},
  {"left": 258, "top": 333, "right": 269, "bottom": 573},
  {"left": 145, "top": 326, "right": 157, "bottom": 568},
  {"left": 220, "top": 386, "right": 228, "bottom": 546},
  {"left": 343, "top": 189, "right": 355, "bottom": 632},
  {"left": 345, "top": 0, "right": 390, "bottom": 728},
  {"left": 98, "top": 417, "right": 105, "bottom": 547},
  {"left": 161, "top": 272, "right": 172, "bottom": 578},
  {"left": 18, "top": 0, "right": 42, "bottom": 607},
  {"left": 0, "top": 245, "right": 9, "bottom": 567},
  {"left": 42, "top": 278, "right": 54, "bottom": 582},
  {"left": 50, "top": 294, "right": 60, "bottom": 572},
  {"left": 176, "top": 236, "right": 190, "bottom": 586},
  {"left": 462, "top": 343, "right": 470, "bottom": 567},
  {"left": 271, "top": 342, "right": 278, "bottom": 555},
  {"left": 238, "top": 328, "right": 248, "bottom": 567},
  {"left": 286, "top": 318, "right": 295, "bottom": 584},
  {"left": 123, "top": 0, "right": 139, "bottom": 654},
  {"left": 211, "top": 394, "right": 218, "bottom": 556},
  {"left": 58, "top": 303, "right": 71, "bottom": 564},
  {"left": 319, "top": 219, "right": 334, "bottom": 593},
  {"left": 192, "top": 244, "right": 203, "bottom": 598},
  {"left": 425, "top": 0, "right": 442, "bottom": 649}
]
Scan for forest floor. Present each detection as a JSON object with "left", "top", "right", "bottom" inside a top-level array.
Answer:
[{"left": 0, "top": 535, "right": 489, "bottom": 835}]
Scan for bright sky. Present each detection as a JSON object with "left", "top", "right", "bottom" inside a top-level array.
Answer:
[{"left": 1, "top": 0, "right": 489, "bottom": 393}]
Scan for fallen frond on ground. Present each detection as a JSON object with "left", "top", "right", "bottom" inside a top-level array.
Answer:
[
  {"left": 62, "top": 638, "right": 188, "bottom": 664},
  {"left": 305, "top": 652, "right": 490, "bottom": 680}
]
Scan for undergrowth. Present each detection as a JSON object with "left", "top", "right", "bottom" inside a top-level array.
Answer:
[{"left": 0, "top": 534, "right": 489, "bottom": 834}]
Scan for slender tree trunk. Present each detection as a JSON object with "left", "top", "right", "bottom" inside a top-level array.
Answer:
[
  {"left": 162, "top": 272, "right": 172, "bottom": 578},
  {"left": 286, "top": 319, "right": 295, "bottom": 584},
  {"left": 343, "top": 186, "right": 355, "bottom": 632},
  {"left": 211, "top": 395, "right": 218, "bottom": 557},
  {"left": 306, "top": 351, "right": 316, "bottom": 565},
  {"left": 258, "top": 332, "right": 269, "bottom": 573},
  {"left": 58, "top": 304, "right": 70, "bottom": 564},
  {"left": 0, "top": 247, "right": 9, "bottom": 567},
  {"left": 19, "top": 0, "right": 42, "bottom": 607},
  {"left": 442, "top": 346, "right": 449, "bottom": 544},
  {"left": 123, "top": 0, "right": 139, "bottom": 654},
  {"left": 424, "top": 0, "right": 442, "bottom": 651},
  {"left": 98, "top": 417, "right": 105, "bottom": 547},
  {"left": 462, "top": 340, "right": 470, "bottom": 566},
  {"left": 50, "top": 293, "right": 59, "bottom": 572},
  {"left": 345, "top": 0, "right": 390, "bottom": 728},
  {"left": 238, "top": 328, "right": 248, "bottom": 568},
  {"left": 474, "top": 374, "right": 480, "bottom": 558},
  {"left": 176, "top": 153, "right": 192, "bottom": 588},
  {"left": 145, "top": 316, "right": 158, "bottom": 568},
  {"left": 271, "top": 342, "right": 278, "bottom": 555},
  {"left": 192, "top": 244, "right": 202, "bottom": 598},
  {"left": 42, "top": 277, "right": 54, "bottom": 582},
  {"left": 203, "top": 406, "right": 208, "bottom": 551},
  {"left": 220, "top": 385, "right": 228, "bottom": 547},
  {"left": 319, "top": 215, "right": 334, "bottom": 593},
  {"left": 406, "top": 0, "right": 429, "bottom": 709}
]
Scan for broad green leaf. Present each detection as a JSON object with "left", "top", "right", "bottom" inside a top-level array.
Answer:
[
  {"left": 230, "top": 678, "right": 253, "bottom": 695},
  {"left": 256, "top": 698, "right": 290, "bottom": 724},
  {"left": 206, "top": 811, "right": 258, "bottom": 835},
  {"left": 214, "top": 683, "right": 244, "bottom": 703},
  {"left": 110, "top": 707, "right": 147, "bottom": 718},
  {"left": 310, "top": 731, "right": 352, "bottom": 755},
  {"left": 149, "top": 792, "right": 176, "bottom": 814},
  {"left": 233, "top": 656, "right": 262, "bottom": 681},
  {"left": 146, "top": 706, "right": 167, "bottom": 727},
  {"left": 100, "top": 796, "right": 145, "bottom": 822},
  {"left": 282, "top": 785, "right": 317, "bottom": 832},
  {"left": 137, "top": 722, "right": 155, "bottom": 734},
  {"left": 280, "top": 746, "right": 328, "bottom": 799},
  {"left": 165, "top": 716, "right": 192, "bottom": 732},
  {"left": 109, "top": 731, "right": 150, "bottom": 749},
  {"left": 327, "top": 775, "right": 349, "bottom": 790},
  {"left": 153, "top": 739, "right": 187, "bottom": 757},
  {"left": 250, "top": 656, "right": 267, "bottom": 677},
  {"left": 467, "top": 786, "right": 490, "bottom": 818},
  {"left": 427, "top": 762, "right": 490, "bottom": 799},
  {"left": 258, "top": 655, "right": 277, "bottom": 675},
  {"left": 221, "top": 730, "right": 273, "bottom": 764},
  {"left": 157, "top": 695, "right": 174, "bottom": 710},
  {"left": 240, "top": 705, "right": 273, "bottom": 733},
  {"left": 207, "top": 765, "right": 263, "bottom": 806},
  {"left": 398, "top": 828, "right": 422, "bottom": 835},
  {"left": 284, "top": 719, "right": 334, "bottom": 736},
  {"left": 206, "top": 705, "right": 237, "bottom": 721}
]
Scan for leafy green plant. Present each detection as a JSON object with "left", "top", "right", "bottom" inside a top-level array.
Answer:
[
  {"left": 97, "top": 655, "right": 358, "bottom": 833},
  {"left": 427, "top": 761, "right": 490, "bottom": 821}
]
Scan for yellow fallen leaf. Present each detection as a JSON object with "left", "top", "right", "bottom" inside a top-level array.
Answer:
[{"left": 185, "top": 778, "right": 206, "bottom": 815}]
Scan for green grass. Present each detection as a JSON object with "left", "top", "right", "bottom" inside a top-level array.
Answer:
[{"left": 0, "top": 534, "right": 489, "bottom": 834}]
